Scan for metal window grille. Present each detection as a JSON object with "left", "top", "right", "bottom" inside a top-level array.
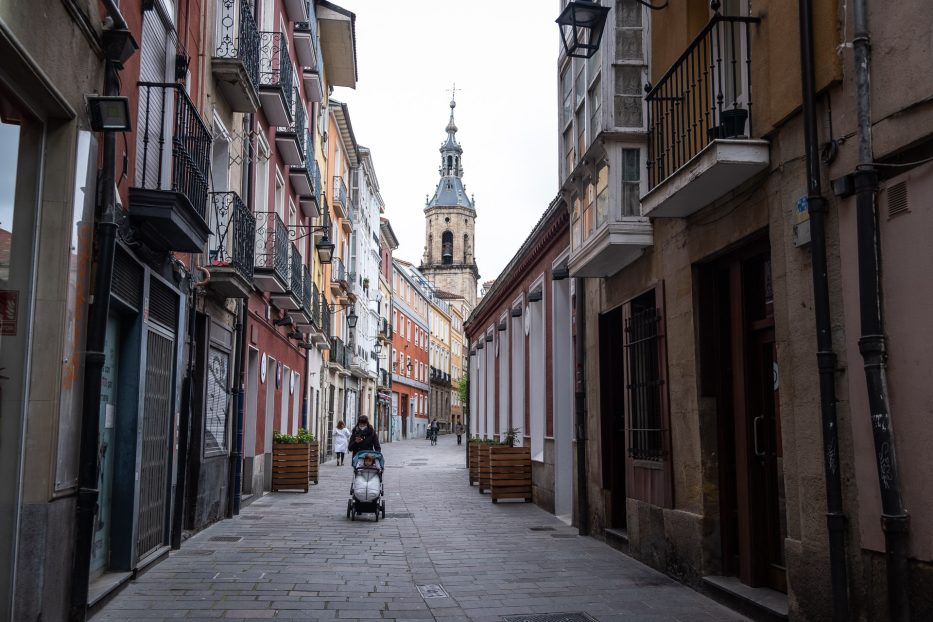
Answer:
[
  {"left": 625, "top": 292, "right": 666, "bottom": 461},
  {"left": 148, "top": 278, "right": 179, "bottom": 332},
  {"left": 112, "top": 248, "right": 143, "bottom": 310}
]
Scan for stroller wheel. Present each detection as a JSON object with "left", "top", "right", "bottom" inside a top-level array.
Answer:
[
  {"left": 381, "top": 501, "right": 386, "bottom": 518},
  {"left": 346, "top": 499, "right": 352, "bottom": 519},
  {"left": 374, "top": 508, "right": 379, "bottom": 522},
  {"left": 351, "top": 508, "right": 356, "bottom": 521}
]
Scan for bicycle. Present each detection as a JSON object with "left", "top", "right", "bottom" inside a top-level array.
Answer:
[{"left": 429, "top": 428, "right": 438, "bottom": 445}]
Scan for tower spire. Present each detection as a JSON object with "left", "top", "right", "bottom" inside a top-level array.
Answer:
[{"left": 440, "top": 87, "right": 464, "bottom": 179}]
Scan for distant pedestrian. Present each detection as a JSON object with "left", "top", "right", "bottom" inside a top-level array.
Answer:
[
  {"left": 429, "top": 418, "right": 440, "bottom": 445},
  {"left": 349, "top": 415, "right": 381, "bottom": 456},
  {"left": 455, "top": 422, "right": 464, "bottom": 445},
  {"left": 333, "top": 421, "right": 351, "bottom": 465}
]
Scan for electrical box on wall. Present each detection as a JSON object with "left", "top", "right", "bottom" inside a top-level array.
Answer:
[{"left": 793, "top": 195, "right": 812, "bottom": 247}]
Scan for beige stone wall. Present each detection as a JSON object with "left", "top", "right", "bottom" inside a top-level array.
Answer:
[{"left": 583, "top": 113, "right": 856, "bottom": 616}]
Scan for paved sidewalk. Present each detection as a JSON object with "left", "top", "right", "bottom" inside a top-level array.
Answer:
[{"left": 92, "top": 435, "right": 747, "bottom": 621}]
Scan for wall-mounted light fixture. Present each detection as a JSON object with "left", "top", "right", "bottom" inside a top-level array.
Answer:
[
  {"left": 556, "top": 0, "right": 611, "bottom": 59},
  {"left": 86, "top": 95, "right": 131, "bottom": 132}
]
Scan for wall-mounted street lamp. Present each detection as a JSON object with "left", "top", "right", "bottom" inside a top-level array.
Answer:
[
  {"left": 374, "top": 342, "right": 383, "bottom": 355},
  {"left": 315, "top": 237, "right": 335, "bottom": 264},
  {"left": 346, "top": 307, "right": 358, "bottom": 328},
  {"left": 86, "top": 95, "right": 132, "bottom": 132},
  {"left": 284, "top": 215, "right": 335, "bottom": 264},
  {"left": 556, "top": 0, "right": 611, "bottom": 59}
]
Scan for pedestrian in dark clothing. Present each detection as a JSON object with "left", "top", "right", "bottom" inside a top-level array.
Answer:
[
  {"left": 348, "top": 415, "right": 381, "bottom": 456},
  {"left": 455, "top": 422, "right": 464, "bottom": 445}
]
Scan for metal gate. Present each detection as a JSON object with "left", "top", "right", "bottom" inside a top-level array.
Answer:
[{"left": 136, "top": 329, "right": 175, "bottom": 560}]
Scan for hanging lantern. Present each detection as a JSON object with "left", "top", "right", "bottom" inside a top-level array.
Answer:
[{"left": 556, "top": 0, "right": 611, "bottom": 59}]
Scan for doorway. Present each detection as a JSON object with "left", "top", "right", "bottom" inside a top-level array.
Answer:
[
  {"left": 243, "top": 349, "right": 259, "bottom": 494},
  {"left": 401, "top": 394, "right": 409, "bottom": 439},
  {"left": 699, "top": 238, "right": 786, "bottom": 592},
  {"left": 598, "top": 306, "right": 627, "bottom": 529}
]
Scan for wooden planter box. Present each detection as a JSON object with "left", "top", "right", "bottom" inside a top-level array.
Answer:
[
  {"left": 468, "top": 440, "right": 481, "bottom": 486},
  {"left": 489, "top": 446, "right": 532, "bottom": 503},
  {"left": 478, "top": 443, "right": 492, "bottom": 493},
  {"left": 272, "top": 442, "right": 310, "bottom": 492},
  {"left": 308, "top": 441, "right": 319, "bottom": 485}
]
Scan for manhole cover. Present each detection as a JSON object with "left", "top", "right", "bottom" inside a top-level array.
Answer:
[
  {"left": 550, "top": 534, "right": 577, "bottom": 539},
  {"left": 239, "top": 515, "right": 263, "bottom": 520},
  {"left": 529, "top": 527, "right": 555, "bottom": 531},
  {"left": 416, "top": 584, "right": 448, "bottom": 599},
  {"left": 502, "top": 614, "right": 597, "bottom": 622},
  {"left": 385, "top": 513, "right": 413, "bottom": 518},
  {"left": 209, "top": 536, "right": 243, "bottom": 542}
]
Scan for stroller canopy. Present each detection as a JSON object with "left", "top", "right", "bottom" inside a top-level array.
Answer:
[{"left": 352, "top": 451, "right": 384, "bottom": 470}]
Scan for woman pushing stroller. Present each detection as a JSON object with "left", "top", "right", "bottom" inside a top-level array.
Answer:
[{"left": 348, "top": 415, "right": 381, "bottom": 456}]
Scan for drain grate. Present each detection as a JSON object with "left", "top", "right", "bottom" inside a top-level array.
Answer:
[
  {"left": 550, "top": 534, "right": 578, "bottom": 539},
  {"left": 502, "top": 614, "right": 597, "bottom": 622},
  {"left": 529, "top": 526, "right": 556, "bottom": 531},
  {"left": 208, "top": 536, "right": 243, "bottom": 542},
  {"left": 416, "top": 584, "right": 448, "bottom": 599},
  {"left": 384, "top": 513, "right": 413, "bottom": 519},
  {"left": 239, "top": 515, "right": 263, "bottom": 520}
]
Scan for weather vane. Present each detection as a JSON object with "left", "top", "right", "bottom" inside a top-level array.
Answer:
[{"left": 447, "top": 83, "right": 459, "bottom": 101}]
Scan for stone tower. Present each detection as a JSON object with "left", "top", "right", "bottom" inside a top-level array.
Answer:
[{"left": 421, "top": 95, "right": 479, "bottom": 311}]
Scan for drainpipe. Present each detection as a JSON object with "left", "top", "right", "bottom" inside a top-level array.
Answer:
[
  {"left": 465, "top": 337, "right": 471, "bottom": 467},
  {"left": 798, "top": 1, "right": 851, "bottom": 618},
  {"left": 69, "top": 6, "right": 133, "bottom": 619},
  {"left": 851, "top": 1, "right": 911, "bottom": 619},
  {"left": 171, "top": 286, "right": 198, "bottom": 549},
  {"left": 573, "top": 278, "right": 589, "bottom": 536},
  {"left": 230, "top": 110, "right": 255, "bottom": 517}
]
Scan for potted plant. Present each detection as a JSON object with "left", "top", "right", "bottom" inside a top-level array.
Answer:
[
  {"left": 489, "top": 427, "right": 532, "bottom": 503},
  {"left": 478, "top": 437, "right": 499, "bottom": 494},
  {"left": 272, "top": 430, "right": 311, "bottom": 492},
  {"left": 298, "top": 428, "right": 320, "bottom": 485}
]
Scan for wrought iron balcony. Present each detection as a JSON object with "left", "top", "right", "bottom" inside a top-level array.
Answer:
[
  {"left": 253, "top": 211, "right": 289, "bottom": 293},
  {"left": 258, "top": 31, "right": 294, "bottom": 127},
  {"left": 272, "top": 242, "right": 303, "bottom": 310},
  {"left": 330, "top": 256, "right": 347, "bottom": 288},
  {"left": 379, "top": 317, "right": 392, "bottom": 341},
  {"left": 212, "top": 0, "right": 260, "bottom": 112},
  {"left": 129, "top": 82, "right": 212, "bottom": 252},
  {"left": 329, "top": 336, "right": 350, "bottom": 370},
  {"left": 642, "top": 12, "right": 768, "bottom": 218},
  {"left": 293, "top": 1, "right": 318, "bottom": 68},
  {"left": 207, "top": 191, "right": 255, "bottom": 298},
  {"left": 291, "top": 263, "right": 314, "bottom": 327},
  {"left": 332, "top": 175, "right": 348, "bottom": 218},
  {"left": 276, "top": 90, "right": 306, "bottom": 166},
  {"left": 296, "top": 157, "right": 321, "bottom": 218}
]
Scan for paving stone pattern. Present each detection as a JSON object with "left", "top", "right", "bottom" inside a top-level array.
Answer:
[{"left": 92, "top": 435, "right": 748, "bottom": 621}]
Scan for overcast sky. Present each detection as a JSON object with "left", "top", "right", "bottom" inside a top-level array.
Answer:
[{"left": 332, "top": 0, "right": 559, "bottom": 287}]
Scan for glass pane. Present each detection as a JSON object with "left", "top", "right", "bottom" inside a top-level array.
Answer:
[
  {"left": 622, "top": 182, "right": 640, "bottom": 217},
  {"left": 575, "top": 69, "right": 585, "bottom": 105},
  {"left": 623, "top": 148, "right": 640, "bottom": 181},
  {"left": 589, "top": 79, "right": 602, "bottom": 137},
  {"left": 561, "top": 69, "right": 572, "bottom": 124},
  {"left": 615, "top": 29, "right": 643, "bottom": 61},
  {"left": 615, "top": 95, "right": 643, "bottom": 127},
  {"left": 616, "top": 0, "right": 642, "bottom": 27},
  {"left": 615, "top": 65, "right": 643, "bottom": 96}
]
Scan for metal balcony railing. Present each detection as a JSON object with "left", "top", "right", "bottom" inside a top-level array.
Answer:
[
  {"left": 136, "top": 83, "right": 211, "bottom": 221},
  {"left": 209, "top": 191, "right": 255, "bottom": 281},
  {"left": 301, "top": 264, "right": 313, "bottom": 313},
  {"left": 214, "top": 0, "right": 260, "bottom": 89},
  {"left": 293, "top": 93, "right": 307, "bottom": 160},
  {"left": 294, "top": 0, "right": 318, "bottom": 46},
  {"left": 254, "top": 211, "right": 289, "bottom": 284},
  {"left": 288, "top": 242, "right": 302, "bottom": 296},
  {"left": 258, "top": 31, "right": 294, "bottom": 119},
  {"left": 645, "top": 13, "right": 759, "bottom": 189},
  {"left": 333, "top": 175, "right": 348, "bottom": 210},
  {"left": 310, "top": 281, "right": 321, "bottom": 326},
  {"left": 330, "top": 256, "right": 346, "bottom": 283},
  {"left": 310, "top": 158, "right": 321, "bottom": 198},
  {"left": 320, "top": 298, "right": 331, "bottom": 337}
]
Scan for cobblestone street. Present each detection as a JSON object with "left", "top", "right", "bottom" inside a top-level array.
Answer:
[{"left": 92, "top": 435, "right": 746, "bottom": 622}]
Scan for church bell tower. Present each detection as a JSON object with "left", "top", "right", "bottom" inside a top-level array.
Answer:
[{"left": 421, "top": 93, "right": 479, "bottom": 311}]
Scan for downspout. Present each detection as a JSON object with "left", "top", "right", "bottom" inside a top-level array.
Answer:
[
  {"left": 573, "top": 277, "right": 589, "bottom": 537},
  {"left": 797, "top": 1, "right": 850, "bottom": 619},
  {"left": 171, "top": 281, "right": 199, "bottom": 549},
  {"left": 70, "top": 6, "right": 133, "bottom": 620},
  {"left": 465, "top": 337, "right": 471, "bottom": 468},
  {"left": 851, "top": 1, "right": 910, "bottom": 619},
  {"left": 229, "top": 110, "right": 255, "bottom": 517}
]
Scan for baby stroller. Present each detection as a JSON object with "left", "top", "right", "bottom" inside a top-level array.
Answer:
[{"left": 347, "top": 451, "right": 386, "bottom": 521}]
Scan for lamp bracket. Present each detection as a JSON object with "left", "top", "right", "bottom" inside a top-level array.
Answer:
[{"left": 285, "top": 223, "right": 330, "bottom": 242}]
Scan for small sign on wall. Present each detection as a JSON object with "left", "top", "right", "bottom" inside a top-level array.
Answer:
[
  {"left": 0, "top": 290, "right": 18, "bottom": 336},
  {"left": 793, "top": 195, "right": 812, "bottom": 247}
]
